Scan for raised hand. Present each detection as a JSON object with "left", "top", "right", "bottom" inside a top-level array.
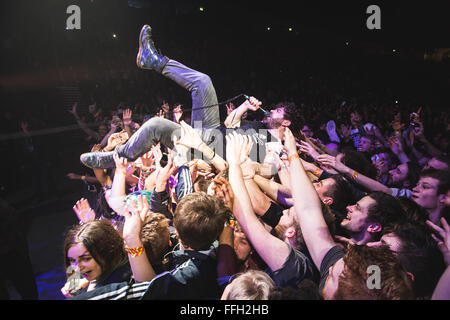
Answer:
[
  {"left": 134, "top": 151, "right": 154, "bottom": 172},
  {"left": 173, "top": 104, "right": 183, "bottom": 123},
  {"left": 68, "top": 102, "right": 78, "bottom": 117},
  {"left": 211, "top": 177, "right": 235, "bottom": 210},
  {"left": 226, "top": 102, "right": 235, "bottom": 115},
  {"left": 226, "top": 132, "right": 251, "bottom": 166},
  {"left": 155, "top": 153, "right": 176, "bottom": 191},
  {"left": 123, "top": 108, "right": 132, "bottom": 127},
  {"left": 72, "top": 198, "right": 96, "bottom": 224},
  {"left": 299, "top": 140, "right": 320, "bottom": 160},
  {"left": 426, "top": 218, "right": 450, "bottom": 266},
  {"left": 113, "top": 153, "right": 131, "bottom": 175},
  {"left": 242, "top": 96, "right": 262, "bottom": 111},
  {"left": 388, "top": 136, "right": 403, "bottom": 155},
  {"left": 316, "top": 153, "right": 348, "bottom": 173},
  {"left": 123, "top": 195, "right": 148, "bottom": 245},
  {"left": 175, "top": 121, "right": 205, "bottom": 150}
]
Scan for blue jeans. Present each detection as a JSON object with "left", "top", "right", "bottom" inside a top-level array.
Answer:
[{"left": 116, "top": 59, "right": 221, "bottom": 161}]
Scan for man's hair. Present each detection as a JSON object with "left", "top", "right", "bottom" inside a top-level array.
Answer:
[
  {"left": 366, "top": 191, "right": 407, "bottom": 228},
  {"left": 420, "top": 168, "right": 450, "bottom": 195},
  {"left": 140, "top": 212, "right": 171, "bottom": 265},
  {"left": 63, "top": 220, "right": 126, "bottom": 277},
  {"left": 225, "top": 270, "right": 275, "bottom": 300},
  {"left": 274, "top": 101, "right": 296, "bottom": 123},
  {"left": 397, "top": 196, "right": 429, "bottom": 226},
  {"left": 333, "top": 245, "right": 415, "bottom": 300},
  {"left": 324, "top": 174, "right": 356, "bottom": 213},
  {"left": 382, "top": 222, "right": 446, "bottom": 298},
  {"left": 173, "top": 192, "right": 230, "bottom": 250},
  {"left": 404, "top": 161, "right": 421, "bottom": 188},
  {"left": 341, "top": 148, "right": 378, "bottom": 180}
]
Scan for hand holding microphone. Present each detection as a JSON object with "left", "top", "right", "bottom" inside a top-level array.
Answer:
[{"left": 243, "top": 95, "right": 270, "bottom": 117}]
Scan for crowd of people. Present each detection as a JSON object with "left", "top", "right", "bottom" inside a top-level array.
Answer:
[
  {"left": 1, "top": 19, "right": 449, "bottom": 300},
  {"left": 53, "top": 24, "right": 450, "bottom": 301}
]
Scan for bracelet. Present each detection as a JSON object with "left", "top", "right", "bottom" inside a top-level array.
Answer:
[
  {"left": 351, "top": 170, "right": 359, "bottom": 180},
  {"left": 313, "top": 167, "right": 322, "bottom": 177},
  {"left": 278, "top": 164, "right": 288, "bottom": 171},
  {"left": 288, "top": 153, "right": 300, "bottom": 163},
  {"left": 124, "top": 245, "right": 145, "bottom": 258},
  {"left": 81, "top": 175, "right": 86, "bottom": 181}
]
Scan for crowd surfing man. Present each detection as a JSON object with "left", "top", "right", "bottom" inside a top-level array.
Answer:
[
  {"left": 67, "top": 24, "right": 450, "bottom": 300},
  {"left": 80, "top": 25, "right": 294, "bottom": 170}
]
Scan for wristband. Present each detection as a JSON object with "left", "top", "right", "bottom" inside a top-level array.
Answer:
[
  {"left": 313, "top": 167, "right": 322, "bottom": 177},
  {"left": 351, "top": 170, "right": 359, "bottom": 180},
  {"left": 81, "top": 175, "right": 86, "bottom": 181},
  {"left": 288, "top": 153, "right": 300, "bottom": 163},
  {"left": 124, "top": 245, "right": 145, "bottom": 258}
]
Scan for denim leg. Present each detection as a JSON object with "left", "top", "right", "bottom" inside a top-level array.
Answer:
[
  {"left": 162, "top": 59, "right": 220, "bottom": 129},
  {"left": 116, "top": 117, "right": 181, "bottom": 161}
]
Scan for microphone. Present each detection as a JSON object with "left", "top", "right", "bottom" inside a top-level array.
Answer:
[{"left": 244, "top": 95, "right": 270, "bottom": 117}]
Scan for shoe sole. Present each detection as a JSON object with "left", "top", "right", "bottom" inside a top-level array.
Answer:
[{"left": 136, "top": 25, "right": 152, "bottom": 69}]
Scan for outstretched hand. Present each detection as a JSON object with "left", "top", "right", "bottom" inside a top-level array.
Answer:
[
  {"left": 113, "top": 153, "right": 131, "bottom": 174},
  {"left": 175, "top": 121, "right": 205, "bottom": 151},
  {"left": 226, "top": 132, "right": 252, "bottom": 166},
  {"left": 123, "top": 108, "right": 132, "bottom": 127},
  {"left": 123, "top": 195, "right": 148, "bottom": 244},
  {"left": 73, "top": 198, "right": 95, "bottom": 224},
  {"left": 427, "top": 218, "right": 450, "bottom": 266}
]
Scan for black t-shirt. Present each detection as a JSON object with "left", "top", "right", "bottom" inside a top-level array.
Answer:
[{"left": 318, "top": 245, "right": 346, "bottom": 291}]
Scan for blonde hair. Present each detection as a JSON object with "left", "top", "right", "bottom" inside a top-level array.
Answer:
[{"left": 226, "top": 270, "right": 275, "bottom": 300}]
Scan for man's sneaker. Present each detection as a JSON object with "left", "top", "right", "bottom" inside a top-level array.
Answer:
[
  {"left": 136, "top": 25, "right": 169, "bottom": 73},
  {"left": 80, "top": 151, "right": 116, "bottom": 169},
  {"left": 326, "top": 120, "right": 340, "bottom": 143}
]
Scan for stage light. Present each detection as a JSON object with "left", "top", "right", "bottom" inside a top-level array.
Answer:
[
  {"left": 288, "top": 27, "right": 293, "bottom": 32},
  {"left": 199, "top": 7, "right": 204, "bottom": 12},
  {"left": 345, "top": 41, "right": 349, "bottom": 46},
  {"left": 267, "top": 27, "right": 271, "bottom": 31},
  {"left": 392, "top": 49, "right": 396, "bottom": 53},
  {"left": 112, "top": 33, "right": 117, "bottom": 38}
]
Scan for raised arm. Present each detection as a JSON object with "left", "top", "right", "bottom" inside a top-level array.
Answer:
[
  {"left": 253, "top": 175, "right": 293, "bottom": 207},
  {"left": 123, "top": 195, "right": 156, "bottom": 282},
  {"left": 224, "top": 96, "right": 261, "bottom": 128},
  {"left": 285, "top": 128, "right": 336, "bottom": 269},
  {"left": 227, "top": 132, "right": 290, "bottom": 271},
  {"left": 316, "top": 153, "right": 392, "bottom": 195},
  {"left": 175, "top": 120, "right": 228, "bottom": 172},
  {"left": 69, "top": 102, "right": 101, "bottom": 141}
]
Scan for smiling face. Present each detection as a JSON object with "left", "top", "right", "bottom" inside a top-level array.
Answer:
[
  {"left": 341, "top": 196, "right": 376, "bottom": 233},
  {"left": 412, "top": 176, "right": 440, "bottom": 210},
  {"left": 67, "top": 243, "right": 102, "bottom": 282}
]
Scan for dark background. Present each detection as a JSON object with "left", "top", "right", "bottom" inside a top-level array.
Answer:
[{"left": 0, "top": 0, "right": 449, "bottom": 300}]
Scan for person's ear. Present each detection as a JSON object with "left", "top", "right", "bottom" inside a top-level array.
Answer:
[
  {"left": 282, "top": 119, "right": 291, "bottom": 127},
  {"left": 285, "top": 227, "right": 296, "bottom": 239},
  {"left": 323, "top": 197, "right": 334, "bottom": 206},
  {"left": 367, "top": 223, "right": 382, "bottom": 234},
  {"left": 438, "top": 194, "right": 446, "bottom": 207}
]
